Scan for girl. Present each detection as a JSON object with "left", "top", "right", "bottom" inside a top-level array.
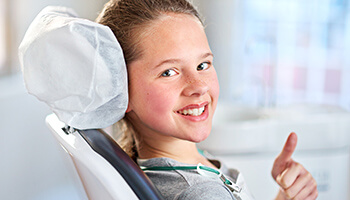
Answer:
[{"left": 96, "top": 0, "right": 318, "bottom": 199}]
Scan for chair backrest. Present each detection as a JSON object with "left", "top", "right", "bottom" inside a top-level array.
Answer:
[{"left": 46, "top": 113, "right": 163, "bottom": 200}]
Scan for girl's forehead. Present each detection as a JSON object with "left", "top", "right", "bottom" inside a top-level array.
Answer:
[
  {"left": 134, "top": 13, "right": 209, "bottom": 62},
  {"left": 152, "top": 13, "right": 203, "bottom": 35}
]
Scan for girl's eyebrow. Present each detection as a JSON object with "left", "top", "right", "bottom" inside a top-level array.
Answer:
[
  {"left": 154, "top": 58, "right": 181, "bottom": 69},
  {"left": 153, "top": 52, "right": 214, "bottom": 69},
  {"left": 201, "top": 52, "right": 214, "bottom": 59}
]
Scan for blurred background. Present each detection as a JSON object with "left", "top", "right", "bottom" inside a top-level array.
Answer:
[{"left": 0, "top": 0, "right": 349, "bottom": 199}]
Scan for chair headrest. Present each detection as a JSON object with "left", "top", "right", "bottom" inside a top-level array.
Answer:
[{"left": 19, "top": 6, "right": 128, "bottom": 129}]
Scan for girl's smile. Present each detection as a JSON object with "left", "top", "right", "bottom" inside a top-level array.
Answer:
[{"left": 175, "top": 102, "right": 209, "bottom": 122}]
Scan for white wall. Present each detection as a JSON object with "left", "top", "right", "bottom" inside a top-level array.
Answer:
[{"left": 6, "top": 0, "right": 108, "bottom": 73}]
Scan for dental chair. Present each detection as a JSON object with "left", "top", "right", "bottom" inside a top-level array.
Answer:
[
  {"left": 46, "top": 114, "right": 163, "bottom": 200},
  {"left": 19, "top": 6, "right": 164, "bottom": 200}
]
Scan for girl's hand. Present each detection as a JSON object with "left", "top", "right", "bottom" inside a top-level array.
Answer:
[{"left": 271, "top": 133, "right": 318, "bottom": 200}]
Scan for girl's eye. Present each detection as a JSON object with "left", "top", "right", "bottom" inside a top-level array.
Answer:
[
  {"left": 160, "top": 69, "right": 177, "bottom": 77},
  {"left": 197, "top": 62, "right": 210, "bottom": 71}
]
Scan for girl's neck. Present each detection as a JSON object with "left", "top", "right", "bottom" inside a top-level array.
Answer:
[
  {"left": 136, "top": 135, "right": 217, "bottom": 168},
  {"left": 138, "top": 137, "right": 198, "bottom": 162}
]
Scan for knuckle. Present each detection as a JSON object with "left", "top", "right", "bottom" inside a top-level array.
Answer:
[
  {"left": 306, "top": 172, "right": 312, "bottom": 178},
  {"left": 307, "top": 181, "right": 318, "bottom": 200},
  {"left": 315, "top": 190, "right": 319, "bottom": 198},
  {"left": 284, "top": 188, "right": 295, "bottom": 199},
  {"left": 279, "top": 178, "right": 289, "bottom": 188},
  {"left": 293, "top": 195, "right": 303, "bottom": 200},
  {"left": 295, "top": 162, "right": 303, "bottom": 171},
  {"left": 311, "top": 178, "right": 318, "bottom": 189},
  {"left": 307, "top": 191, "right": 318, "bottom": 200}
]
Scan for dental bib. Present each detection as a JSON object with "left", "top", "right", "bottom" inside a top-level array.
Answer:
[{"left": 18, "top": 6, "right": 128, "bottom": 129}]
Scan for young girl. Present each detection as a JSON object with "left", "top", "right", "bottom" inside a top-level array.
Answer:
[{"left": 96, "top": 0, "right": 318, "bottom": 199}]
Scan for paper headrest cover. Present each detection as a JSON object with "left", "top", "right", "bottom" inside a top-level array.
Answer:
[{"left": 19, "top": 6, "right": 128, "bottom": 129}]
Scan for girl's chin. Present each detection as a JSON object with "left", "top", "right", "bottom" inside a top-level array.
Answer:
[{"left": 183, "top": 132, "right": 211, "bottom": 143}]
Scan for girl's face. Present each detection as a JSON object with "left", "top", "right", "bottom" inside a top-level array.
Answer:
[{"left": 126, "top": 13, "right": 219, "bottom": 143}]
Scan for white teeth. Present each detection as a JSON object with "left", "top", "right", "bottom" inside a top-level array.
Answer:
[
  {"left": 178, "top": 106, "right": 205, "bottom": 116},
  {"left": 199, "top": 106, "right": 205, "bottom": 114}
]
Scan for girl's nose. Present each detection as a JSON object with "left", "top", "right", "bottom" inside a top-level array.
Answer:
[{"left": 182, "top": 77, "right": 209, "bottom": 97}]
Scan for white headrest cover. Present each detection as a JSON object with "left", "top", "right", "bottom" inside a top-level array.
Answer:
[{"left": 19, "top": 6, "right": 128, "bottom": 129}]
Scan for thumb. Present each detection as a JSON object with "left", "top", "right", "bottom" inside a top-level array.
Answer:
[
  {"left": 271, "top": 132, "right": 298, "bottom": 179},
  {"left": 278, "top": 132, "right": 298, "bottom": 162}
]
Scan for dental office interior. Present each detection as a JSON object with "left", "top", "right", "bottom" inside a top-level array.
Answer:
[{"left": 1, "top": 0, "right": 349, "bottom": 199}]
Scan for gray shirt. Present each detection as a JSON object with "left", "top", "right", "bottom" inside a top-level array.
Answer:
[{"left": 138, "top": 157, "right": 255, "bottom": 200}]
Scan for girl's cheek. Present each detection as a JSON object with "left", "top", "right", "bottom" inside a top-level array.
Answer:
[
  {"left": 209, "top": 72, "right": 220, "bottom": 100},
  {"left": 213, "top": 77, "right": 220, "bottom": 98},
  {"left": 144, "top": 84, "right": 175, "bottom": 115}
]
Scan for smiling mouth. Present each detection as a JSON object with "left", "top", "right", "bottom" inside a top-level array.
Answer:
[{"left": 176, "top": 105, "right": 206, "bottom": 116}]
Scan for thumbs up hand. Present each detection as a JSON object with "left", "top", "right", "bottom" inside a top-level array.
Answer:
[{"left": 271, "top": 133, "right": 318, "bottom": 200}]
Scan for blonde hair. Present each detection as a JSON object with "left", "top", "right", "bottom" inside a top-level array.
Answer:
[{"left": 96, "top": 0, "right": 203, "bottom": 160}]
